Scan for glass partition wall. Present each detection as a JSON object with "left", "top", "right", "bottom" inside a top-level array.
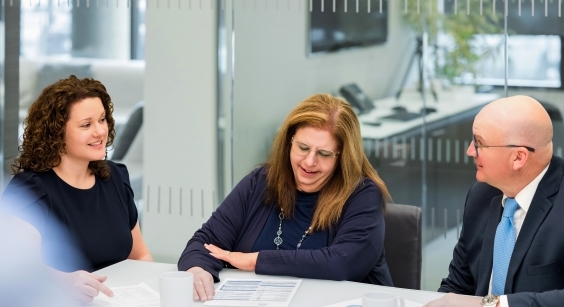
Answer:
[
  {"left": 3, "top": 0, "right": 563, "bottom": 290},
  {"left": 226, "top": 0, "right": 562, "bottom": 290}
]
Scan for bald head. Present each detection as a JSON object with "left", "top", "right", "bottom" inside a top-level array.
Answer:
[
  {"left": 471, "top": 96, "right": 553, "bottom": 195},
  {"left": 476, "top": 95, "right": 553, "bottom": 151}
]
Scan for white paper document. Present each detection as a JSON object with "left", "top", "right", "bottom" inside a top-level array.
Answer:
[
  {"left": 204, "top": 278, "right": 302, "bottom": 307},
  {"left": 322, "top": 297, "right": 423, "bottom": 307},
  {"left": 88, "top": 282, "right": 160, "bottom": 307}
]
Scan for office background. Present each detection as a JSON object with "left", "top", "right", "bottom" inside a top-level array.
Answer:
[{"left": 1, "top": 0, "right": 563, "bottom": 291}]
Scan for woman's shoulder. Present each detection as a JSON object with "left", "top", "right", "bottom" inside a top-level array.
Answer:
[
  {"left": 345, "top": 178, "right": 383, "bottom": 208},
  {"left": 106, "top": 160, "right": 126, "bottom": 172},
  {"left": 241, "top": 165, "right": 267, "bottom": 183},
  {"left": 251, "top": 165, "right": 268, "bottom": 178},
  {"left": 1, "top": 171, "right": 50, "bottom": 212},
  {"left": 354, "top": 177, "right": 381, "bottom": 193},
  {"left": 7, "top": 170, "right": 51, "bottom": 191},
  {"left": 230, "top": 165, "right": 268, "bottom": 195},
  {"left": 106, "top": 160, "right": 130, "bottom": 181}
]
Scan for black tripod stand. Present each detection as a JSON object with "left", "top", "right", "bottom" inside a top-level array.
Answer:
[{"left": 395, "top": 37, "right": 438, "bottom": 107}]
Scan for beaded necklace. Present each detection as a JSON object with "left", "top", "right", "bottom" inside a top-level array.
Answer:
[{"left": 273, "top": 209, "right": 312, "bottom": 250}]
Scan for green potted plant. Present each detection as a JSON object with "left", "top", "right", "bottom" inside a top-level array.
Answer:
[{"left": 402, "top": 0, "right": 504, "bottom": 84}]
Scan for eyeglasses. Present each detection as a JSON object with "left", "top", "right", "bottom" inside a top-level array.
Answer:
[
  {"left": 472, "top": 135, "right": 535, "bottom": 157},
  {"left": 291, "top": 138, "right": 339, "bottom": 161}
]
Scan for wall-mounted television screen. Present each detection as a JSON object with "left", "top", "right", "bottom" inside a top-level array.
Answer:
[{"left": 309, "top": 0, "right": 388, "bottom": 55}]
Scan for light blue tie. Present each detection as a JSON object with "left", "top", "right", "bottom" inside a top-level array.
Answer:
[{"left": 491, "top": 198, "right": 520, "bottom": 295}]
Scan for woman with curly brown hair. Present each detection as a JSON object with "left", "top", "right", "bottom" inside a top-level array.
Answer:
[
  {"left": 0, "top": 75, "right": 152, "bottom": 304},
  {"left": 179, "top": 94, "right": 393, "bottom": 302}
]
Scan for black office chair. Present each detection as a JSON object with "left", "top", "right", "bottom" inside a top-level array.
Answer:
[
  {"left": 112, "top": 100, "right": 144, "bottom": 161},
  {"left": 539, "top": 101, "right": 563, "bottom": 122},
  {"left": 383, "top": 203, "right": 422, "bottom": 290},
  {"left": 111, "top": 101, "right": 144, "bottom": 204}
]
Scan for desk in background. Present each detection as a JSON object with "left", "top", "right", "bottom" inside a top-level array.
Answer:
[
  {"left": 359, "top": 92, "right": 499, "bottom": 140},
  {"left": 96, "top": 260, "right": 444, "bottom": 306},
  {"left": 359, "top": 92, "right": 499, "bottom": 241}
]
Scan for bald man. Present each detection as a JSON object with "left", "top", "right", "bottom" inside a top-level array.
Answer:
[{"left": 425, "top": 95, "right": 563, "bottom": 307}]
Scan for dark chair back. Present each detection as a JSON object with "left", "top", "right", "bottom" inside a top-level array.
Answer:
[
  {"left": 383, "top": 203, "right": 422, "bottom": 290},
  {"left": 112, "top": 101, "right": 144, "bottom": 160}
]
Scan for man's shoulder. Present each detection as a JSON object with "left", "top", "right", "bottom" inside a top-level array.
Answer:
[
  {"left": 464, "top": 181, "right": 503, "bottom": 211},
  {"left": 468, "top": 181, "right": 503, "bottom": 198}
]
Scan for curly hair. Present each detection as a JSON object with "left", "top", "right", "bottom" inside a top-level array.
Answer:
[{"left": 12, "top": 75, "right": 116, "bottom": 180}]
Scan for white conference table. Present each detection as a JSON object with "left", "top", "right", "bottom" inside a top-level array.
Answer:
[{"left": 96, "top": 260, "right": 445, "bottom": 306}]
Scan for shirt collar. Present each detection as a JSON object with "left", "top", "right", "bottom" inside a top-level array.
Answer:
[{"left": 502, "top": 164, "right": 550, "bottom": 213}]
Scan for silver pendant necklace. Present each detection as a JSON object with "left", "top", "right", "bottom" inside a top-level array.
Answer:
[{"left": 274, "top": 209, "right": 312, "bottom": 250}]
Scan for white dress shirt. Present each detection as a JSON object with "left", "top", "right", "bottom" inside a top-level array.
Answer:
[{"left": 487, "top": 165, "right": 549, "bottom": 307}]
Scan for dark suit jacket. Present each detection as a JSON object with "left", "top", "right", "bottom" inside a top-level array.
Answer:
[{"left": 439, "top": 155, "right": 564, "bottom": 306}]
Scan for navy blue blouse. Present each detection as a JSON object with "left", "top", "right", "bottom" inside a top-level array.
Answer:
[
  {"left": 252, "top": 191, "right": 329, "bottom": 251},
  {"left": 0, "top": 161, "right": 138, "bottom": 272},
  {"left": 179, "top": 166, "right": 393, "bottom": 286}
]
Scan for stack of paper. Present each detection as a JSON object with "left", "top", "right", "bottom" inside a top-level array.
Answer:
[
  {"left": 89, "top": 283, "right": 160, "bottom": 307},
  {"left": 204, "top": 279, "right": 302, "bottom": 307}
]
